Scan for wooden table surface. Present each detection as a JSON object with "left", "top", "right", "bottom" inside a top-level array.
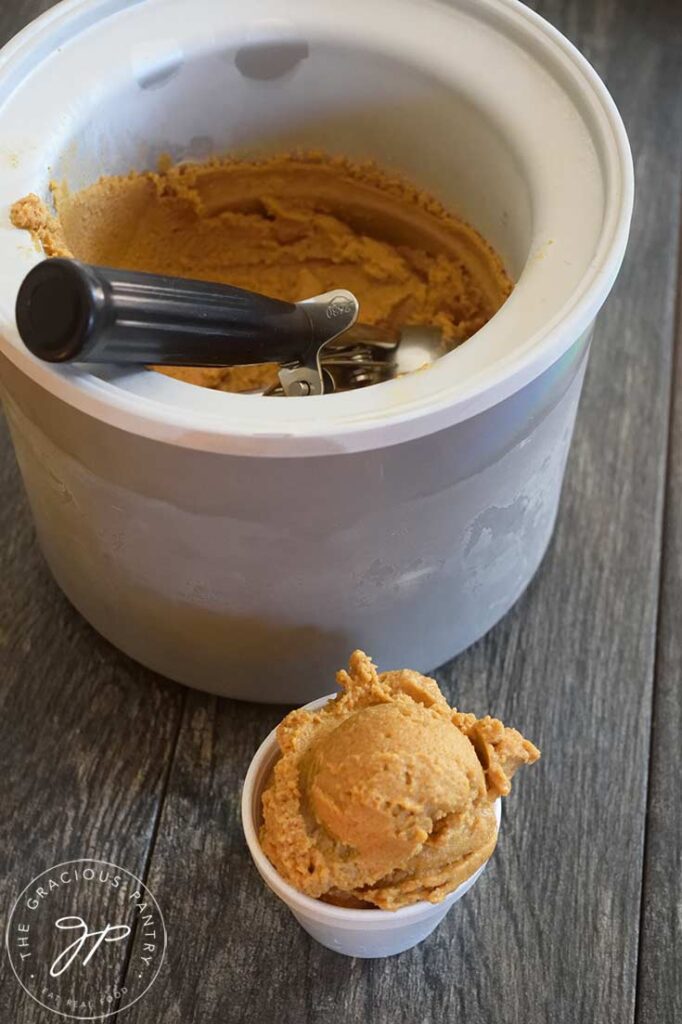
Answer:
[{"left": 0, "top": 0, "right": 680, "bottom": 1021}]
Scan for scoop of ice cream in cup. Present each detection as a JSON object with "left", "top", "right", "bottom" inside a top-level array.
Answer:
[{"left": 241, "top": 652, "right": 539, "bottom": 957}]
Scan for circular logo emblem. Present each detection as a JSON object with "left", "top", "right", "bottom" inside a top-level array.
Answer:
[
  {"left": 5, "top": 859, "right": 166, "bottom": 1020},
  {"left": 325, "top": 295, "right": 354, "bottom": 319}
]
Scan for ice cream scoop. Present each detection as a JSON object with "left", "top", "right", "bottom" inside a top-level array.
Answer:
[
  {"left": 300, "top": 701, "right": 491, "bottom": 887},
  {"left": 260, "top": 651, "right": 540, "bottom": 910},
  {"left": 15, "top": 258, "right": 447, "bottom": 396}
]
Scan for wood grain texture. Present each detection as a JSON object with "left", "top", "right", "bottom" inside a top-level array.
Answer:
[
  {"left": 0, "top": 406, "right": 187, "bottom": 1020},
  {"left": 0, "top": 0, "right": 680, "bottom": 1021},
  {"left": 636, "top": 224, "right": 682, "bottom": 1022},
  {"left": 0, "top": 0, "right": 55, "bottom": 46}
]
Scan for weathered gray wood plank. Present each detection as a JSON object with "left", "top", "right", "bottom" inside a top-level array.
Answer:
[
  {"left": 636, "top": 235, "right": 682, "bottom": 1020},
  {"left": 0, "top": 0, "right": 56, "bottom": 46},
  {"left": 0, "top": 405, "right": 187, "bottom": 1020},
  {"left": 0, "top": 398, "right": 187, "bottom": 1021}
]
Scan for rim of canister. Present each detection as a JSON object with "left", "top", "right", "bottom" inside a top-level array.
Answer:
[
  {"left": 241, "top": 693, "right": 502, "bottom": 925},
  {"left": 0, "top": 0, "right": 634, "bottom": 456}
]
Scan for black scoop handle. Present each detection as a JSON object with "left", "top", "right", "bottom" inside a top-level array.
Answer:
[{"left": 15, "top": 258, "right": 315, "bottom": 366}]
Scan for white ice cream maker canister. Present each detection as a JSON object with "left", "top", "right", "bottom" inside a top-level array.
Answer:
[{"left": 0, "top": 0, "right": 633, "bottom": 701}]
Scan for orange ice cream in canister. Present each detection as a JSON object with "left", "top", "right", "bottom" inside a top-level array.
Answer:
[
  {"left": 260, "top": 652, "right": 539, "bottom": 911},
  {"left": 11, "top": 151, "right": 512, "bottom": 394}
]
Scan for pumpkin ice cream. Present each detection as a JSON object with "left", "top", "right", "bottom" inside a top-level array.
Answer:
[
  {"left": 11, "top": 151, "right": 512, "bottom": 393},
  {"left": 260, "top": 651, "right": 539, "bottom": 911}
]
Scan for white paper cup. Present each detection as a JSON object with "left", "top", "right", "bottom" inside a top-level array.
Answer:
[{"left": 241, "top": 694, "right": 502, "bottom": 958}]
